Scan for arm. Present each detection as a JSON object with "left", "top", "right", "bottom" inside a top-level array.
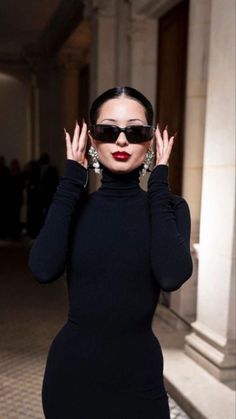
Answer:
[
  {"left": 28, "top": 160, "right": 88, "bottom": 283},
  {"left": 148, "top": 164, "right": 193, "bottom": 291}
]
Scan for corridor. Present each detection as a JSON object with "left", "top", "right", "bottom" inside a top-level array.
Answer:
[{"left": 0, "top": 240, "right": 190, "bottom": 419}]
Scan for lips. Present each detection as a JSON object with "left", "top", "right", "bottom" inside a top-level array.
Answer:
[{"left": 112, "top": 152, "right": 131, "bottom": 161}]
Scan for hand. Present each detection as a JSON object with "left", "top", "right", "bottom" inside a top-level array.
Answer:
[
  {"left": 154, "top": 125, "right": 175, "bottom": 166},
  {"left": 64, "top": 120, "right": 88, "bottom": 168}
]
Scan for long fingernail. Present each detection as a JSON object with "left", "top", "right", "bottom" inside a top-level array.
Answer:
[
  {"left": 165, "top": 125, "right": 168, "bottom": 130},
  {"left": 173, "top": 131, "right": 178, "bottom": 138},
  {"left": 64, "top": 128, "right": 67, "bottom": 135}
]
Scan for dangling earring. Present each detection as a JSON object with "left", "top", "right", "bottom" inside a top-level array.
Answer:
[
  {"left": 140, "top": 148, "right": 155, "bottom": 176},
  {"left": 88, "top": 146, "right": 102, "bottom": 175}
]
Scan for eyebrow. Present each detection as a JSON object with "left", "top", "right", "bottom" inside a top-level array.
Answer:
[{"left": 100, "top": 118, "right": 145, "bottom": 123}]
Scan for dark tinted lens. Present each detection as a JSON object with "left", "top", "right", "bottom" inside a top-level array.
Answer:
[
  {"left": 91, "top": 124, "right": 154, "bottom": 143},
  {"left": 91, "top": 125, "right": 119, "bottom": 142},
  {"left": 126, "top": 126, "right": 154, "bottom": 143}
]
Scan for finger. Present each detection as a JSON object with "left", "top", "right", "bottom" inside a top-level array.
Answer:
[
  {"left": 169, "top": 135, "right": 175, "bottom": 149},
  {"left": 163, "top": 125, "right": 169, "bottom": 150},
  {"left": 165, "top": 136, "right": 175, "bottom": 160},
  {"left": 72, "top": 121, "right": 80, "bottom": 152},
  {"left": 155, "top": 124, "right": 164, "bottom": 154},
  {"left": 78, "top": 120, "right": 88, "bottom": 154},
  {"left": 64, "top": 129, "right": 73, "bottom": 159},
  {"left": 151, "top": 137, "right": 159, "bottom": 160}
]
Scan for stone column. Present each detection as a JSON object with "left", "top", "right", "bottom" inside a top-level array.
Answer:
[
  {"left": 129, "top": 14, "right": 158, "bottom": 106},
  {"left": 85, "top": 0, "right": 117, "bottom": 191},
  {"left": 185, "top": 0, "right": 236, "bottom": 382},
  {"left": 89, "top": 0, "right": 116, "bottom": 100},
  {"left": 129, "top": 11, "right": 157, "bottom": 191},
  {"left": 60, "top": 55, "right": 80, "bottom": 135},
  {"left": 115, "top": 0, "right": 131, "bottom": 85},
  {"left": 32, "top": 59, "right": 65, "bottom": 174},
  {"left": 170, "top": 0, "right": 211, "bottom": 323}
]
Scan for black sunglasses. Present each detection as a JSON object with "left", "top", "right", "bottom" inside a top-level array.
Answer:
[{"left": 89, "top": 124, "right": 155, "bottom": 143}]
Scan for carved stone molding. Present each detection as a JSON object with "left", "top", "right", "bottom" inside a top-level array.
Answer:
[
  {"left": 84, "top": 0, "right": 117, "bottom": 17},
  {"left": 131, "top": 0, "right": 181, "bottom": 18}
]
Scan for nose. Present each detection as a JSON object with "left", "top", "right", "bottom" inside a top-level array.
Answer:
[{"left": 115, "top": 132, "right": 129, "bottom": 146}]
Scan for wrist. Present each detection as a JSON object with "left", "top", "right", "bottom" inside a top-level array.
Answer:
[
  {"left": 148, "top": 164, "right": 169, "bottom": 190},
  {"left": 64, "top": 159, "right": 88, "bottom": 187},
  {"left": 155, "top": 160, "right": 169, "bottom": 167}
]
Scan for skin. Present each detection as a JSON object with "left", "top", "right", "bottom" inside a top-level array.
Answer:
[{"left": 64, "top": 95, "right": 175, "bottom": 171}]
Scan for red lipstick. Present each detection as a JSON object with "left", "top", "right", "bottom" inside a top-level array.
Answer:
[{"left": 112, "top": 151, "right": 131, "bottom": 161}]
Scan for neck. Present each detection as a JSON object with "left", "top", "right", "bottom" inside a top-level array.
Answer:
[{"left": 97, "top": 164, "right": 142, "bottom": 197}]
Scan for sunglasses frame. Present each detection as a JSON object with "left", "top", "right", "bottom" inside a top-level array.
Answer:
[{"left": 89, "top": 124, "right": 155, "bottom": 144}]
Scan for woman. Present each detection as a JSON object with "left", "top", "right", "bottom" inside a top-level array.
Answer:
[{"left": 29, "top": 86, "right": 193, "bottom": 419}]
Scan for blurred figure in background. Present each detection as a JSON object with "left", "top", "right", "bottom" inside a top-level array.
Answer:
[
  {"left": 38, "top": 153, "right": 59, "bottom": 229},
  {"left": 8, "top": 159, "right": 24, "bottom": 239},
  {"left": 25, "top": 160, "right": 41, "bottom": 239},
  {"left": 24, "top": 154, "right": 59, "bottom": 238},
  {"left": 0, "top": 154, "right": 59, "bottom": 240}
]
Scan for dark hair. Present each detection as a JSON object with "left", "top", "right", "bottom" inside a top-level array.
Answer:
[{"left": 89, "top": 86, "right": 154, "bottom": 125}]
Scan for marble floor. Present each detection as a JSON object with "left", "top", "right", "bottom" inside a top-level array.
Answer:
[{"left": 0, "top": 240, "right": 190, "bottom": 419}]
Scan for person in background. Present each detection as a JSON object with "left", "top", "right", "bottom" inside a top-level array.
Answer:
[
  {"left": 24, "top": 160, "right": 40, "bottom": 239},
  {"left": 38, "top": 153, "right": 59, "bottom": 229},
  {"left": 24, "top": 155, "right": 59, "bottom": 238},
  {"left": 8, "top": 159, "right": 24, "bottom": 239}
]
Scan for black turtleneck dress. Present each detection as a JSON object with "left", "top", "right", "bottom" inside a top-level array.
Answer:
[{"left": 29, "top": 160, "right": 193, "bottom": 419}]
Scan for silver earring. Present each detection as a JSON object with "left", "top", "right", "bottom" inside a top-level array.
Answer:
[
  {"left": 140, "top": 148, "right": 155, "bottom": 176},
  {"left": 88, "top": 146, "right": 102, "bottom": 174}
]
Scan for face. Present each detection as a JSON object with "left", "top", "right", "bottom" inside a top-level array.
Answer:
[{"left": 89, "top": 96, "right": 153, "bottom": 173}]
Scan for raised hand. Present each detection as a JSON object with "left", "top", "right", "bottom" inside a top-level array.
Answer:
[
  {"left": 64, "top": 120, "right": 88, "bottom": 168},
  {"left": 154, "top": 125, "right": 175, "bottom": 166}
]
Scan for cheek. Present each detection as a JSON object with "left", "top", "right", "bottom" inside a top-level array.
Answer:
[
  {"left": 132, "top": 145, "right": 149, "bottom": 160},
  {"left": 99, "top": 144, "right": 108, "bottom": 153},
  {"left": 95, "top": 143, "right": 111, "bottom": 158}
]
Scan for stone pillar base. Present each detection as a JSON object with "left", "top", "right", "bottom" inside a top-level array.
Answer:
[{"left": 185, "top": 322, "right": 236, "bottom": 383}]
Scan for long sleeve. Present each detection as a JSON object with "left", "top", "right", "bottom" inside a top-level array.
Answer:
[
  {"left": 148, "top": 164, "right": 193, "bottom": 291},
  {"left": 28, "top": 160, "right": 88, "bottom": 283}
]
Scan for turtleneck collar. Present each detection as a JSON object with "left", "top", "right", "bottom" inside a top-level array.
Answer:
[{"left": 97, "top": 164, "right": 143, "bottom": 197}]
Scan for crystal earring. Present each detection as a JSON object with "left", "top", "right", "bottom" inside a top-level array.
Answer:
[
  {"left": 88, "top": 146, "right": 102, "bottom": 174},
  {"left": 140, "top": 148, "right": 155, "bottom": 176}
]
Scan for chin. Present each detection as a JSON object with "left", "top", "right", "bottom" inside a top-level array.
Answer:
[{"left": 102, "top": 159, "right": 141, "bottom": 174}]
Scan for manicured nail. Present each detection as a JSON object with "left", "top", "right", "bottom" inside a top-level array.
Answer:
[
  {"left": 64, "top": 128, "right": 67, "bottom": 135},
  {"left": 165, "top": 125, "right": 168, "bottom": 130}
]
